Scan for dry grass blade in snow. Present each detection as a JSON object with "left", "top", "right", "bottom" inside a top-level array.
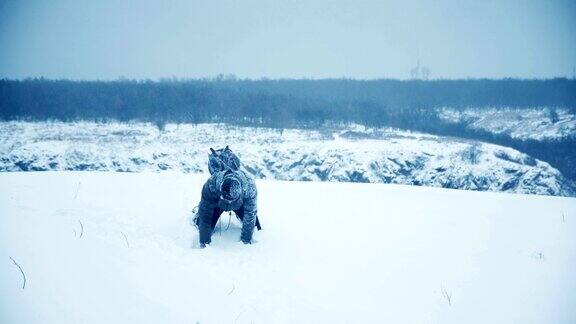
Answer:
[{"left": 9, "top": 257, "right": 26, "bottom": 290}]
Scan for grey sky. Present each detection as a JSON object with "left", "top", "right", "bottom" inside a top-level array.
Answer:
[{"left": 0, "top": 0, "right": 574, "bottom": 80}]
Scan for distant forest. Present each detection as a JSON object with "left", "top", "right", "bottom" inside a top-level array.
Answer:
[
  {"left": 1, "top": 78, "right": 575, "bottom": 126},
  {"left": 1, "top": 78, "right": 575, "bottom": 180}
]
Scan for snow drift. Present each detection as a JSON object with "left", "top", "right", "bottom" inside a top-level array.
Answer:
[{"left": 1, "top": 172, "right": 575, "bottom": 323}]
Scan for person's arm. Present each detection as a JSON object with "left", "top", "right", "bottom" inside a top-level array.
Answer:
[
  {"left": 240, "top": 179, "right": 258, "bottom": 244},
  {"left": 198, "top": 181, "right": 218, "bottom": 246}
]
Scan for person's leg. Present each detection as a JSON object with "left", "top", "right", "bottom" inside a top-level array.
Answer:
[{"left": 210, "top": 208, "right": 223, "bottom": 231}]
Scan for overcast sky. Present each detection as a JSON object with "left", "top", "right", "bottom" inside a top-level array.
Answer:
[{"left": 0, "top": 0, "right": 574, "bottom": 80}]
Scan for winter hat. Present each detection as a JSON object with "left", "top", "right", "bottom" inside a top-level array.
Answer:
[
  {"left": 220, "top": 171, "right": 242, "bottom": 201},
  {"left": 208, "top": 146, "right": 241, "bottom": 174}
]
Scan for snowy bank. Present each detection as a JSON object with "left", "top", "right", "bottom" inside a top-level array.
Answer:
[
  {"left": 437, "top": 107, "right": 576, "bottom": 141},
  {"left": 1, "top": 121, "right": 574, "bottom": 196}
]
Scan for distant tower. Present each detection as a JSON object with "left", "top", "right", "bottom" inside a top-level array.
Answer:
[{"left": 410, "top": 59, "right": 430, "bottom": 80}]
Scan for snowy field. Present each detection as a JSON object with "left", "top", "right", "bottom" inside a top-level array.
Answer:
[{"left": 1, "top": 172, "right": 575, "bottom": 323}]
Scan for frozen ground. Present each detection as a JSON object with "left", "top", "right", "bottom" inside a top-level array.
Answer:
[
  {"left": 1, "top": 121, "right": 574, "bottom": 196},
  {"left": 1, "top": 172, "right": 575, "bottom": 323},
  {"left": 438, "top": 107, "right": 576, "bottom": 140}
]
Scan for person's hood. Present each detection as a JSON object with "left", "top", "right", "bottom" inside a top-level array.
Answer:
[{"left": 213, "top": 170, "right": 244, "bottom": 211}]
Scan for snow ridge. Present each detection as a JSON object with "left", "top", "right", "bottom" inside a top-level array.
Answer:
[{"left": 1, "top": 121, "right": 574, "bottom": 196}]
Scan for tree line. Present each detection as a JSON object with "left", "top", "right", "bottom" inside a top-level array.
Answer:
[{"left": 1, "top": 78, "right": 574, "bottom": 124}]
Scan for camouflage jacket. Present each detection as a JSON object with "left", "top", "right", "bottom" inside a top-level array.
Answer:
[{"left": 197, "top": 169, "right": 258, "bottom": 245}]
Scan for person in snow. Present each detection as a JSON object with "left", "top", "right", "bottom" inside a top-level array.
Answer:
[{"left": 195, "top": 146, "right": 260, "bottom": 247}]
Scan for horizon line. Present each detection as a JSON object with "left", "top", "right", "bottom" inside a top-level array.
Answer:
[{"left": 2, "top": 76, "right": 576, "bottom": 83}]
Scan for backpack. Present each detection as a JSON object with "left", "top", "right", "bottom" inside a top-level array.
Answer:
[{"left": 208, "top": 145, "right": 241, "bottom": 174}]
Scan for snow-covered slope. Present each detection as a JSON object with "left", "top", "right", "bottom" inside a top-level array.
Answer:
[
  {"left": 438, "top": 107, "right": 576, "bottom": 140},
  {"left": 1, "top": 121, "right": 574, "bottom": 196},
  {"left": 1, "top": 172, "right": 575, "bottom": 323}
]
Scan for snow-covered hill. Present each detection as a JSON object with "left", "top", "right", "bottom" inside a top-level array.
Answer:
[
  {"left": 438, "top": 107, "right": 576, "bottom": 140},
  {"left": 1, "top": 121, "right": 574, "bottom": 196},
  {"left": 1, "top": 172, "right": 575, "bottom": 323}
]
